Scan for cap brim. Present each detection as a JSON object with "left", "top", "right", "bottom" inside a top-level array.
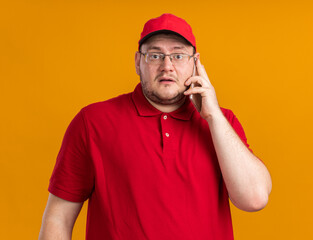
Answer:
[{"left": 139, "top": 30, "right": 194, "bottom": 48}]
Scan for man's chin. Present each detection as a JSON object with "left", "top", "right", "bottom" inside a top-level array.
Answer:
[{"left": 151, "top": 92, "right": 186, "bottom": 105}]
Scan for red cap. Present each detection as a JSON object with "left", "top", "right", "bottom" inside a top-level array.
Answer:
[{"left": 139, "top": 13, "right": 196, "bottom": 51}]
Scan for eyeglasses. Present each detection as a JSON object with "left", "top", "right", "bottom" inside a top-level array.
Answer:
[{"left": 140, "top": 52, "right": 195, "bottom": 65}]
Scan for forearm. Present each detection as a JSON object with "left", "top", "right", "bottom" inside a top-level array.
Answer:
[
  {"left": 39, "top": 194, "right": 83, "bottom": 240},
  {"left": 206, "top": 109, "right": 272, "bottom": 212},
  {"left": 39, "top": 216, "right": 73, "bottom": 240}
]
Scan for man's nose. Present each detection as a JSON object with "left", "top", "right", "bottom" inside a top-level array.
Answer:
[{"left": 159, "top": 56, "right": 174, "bottom": 71}]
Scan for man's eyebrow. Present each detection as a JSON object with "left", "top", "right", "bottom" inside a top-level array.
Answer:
[
  {"left": 173, "top": 46, "right": 187, "bottom": 50},
  {"left": 146, "top": 46, "right": 162, "bottom": 51}
]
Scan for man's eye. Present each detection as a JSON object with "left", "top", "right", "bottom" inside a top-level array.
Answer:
[
  {"left": 150, "top": 54, "right": 161, "bottom": 60},
  {"left": 174, "top": 54, "right": 184, "bottom": 60}
]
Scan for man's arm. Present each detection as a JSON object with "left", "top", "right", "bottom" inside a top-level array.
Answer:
[
  {"left": 39, "top": 193, "right": 83, "bottom": 240},
  {"left": 184, "top": 59, "right": 272, "bottom": 212},
  {"left": 205, "top": 110, "right": 272, "bottom": 211}
]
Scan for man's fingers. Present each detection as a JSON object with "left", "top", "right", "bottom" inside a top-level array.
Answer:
[
  {"left": 184, "top": 86, "right": 209, "bottom": 96},
  {"left": 185, "top": 76, "right": 208, "bottom": 87},
  {"left": 196, "top": 59, "right": 211, "bottom": 84}
]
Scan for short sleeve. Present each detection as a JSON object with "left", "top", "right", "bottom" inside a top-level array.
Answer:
[
  {"left": 221, "top": 108, "right": 252, "bottom": 152},
  {"left": 48, "top": 110, "right": 94, "bottom": 202}
]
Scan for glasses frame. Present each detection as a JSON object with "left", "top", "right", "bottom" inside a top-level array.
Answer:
[{"left": 139, "top": 52, "right": 195, "bottom": 65}]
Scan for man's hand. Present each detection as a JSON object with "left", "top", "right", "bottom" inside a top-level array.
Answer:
[{"left": 184, "top": 59, "right": 221, "bottom": 121}]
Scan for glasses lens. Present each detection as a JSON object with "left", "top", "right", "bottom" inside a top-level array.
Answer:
[
  {"left": 172, "top": 54, "right": 188, "bottom": 65},
  {"left": 147, "top": 53, "right": 162, "bottom": 64}
]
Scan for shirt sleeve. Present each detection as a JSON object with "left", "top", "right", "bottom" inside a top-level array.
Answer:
[
  {"left": 48, "top": 110, "right": 94, "bottom": 202},
  {"left": 221, "top": 108, "right": 252, "bottom": 152}
]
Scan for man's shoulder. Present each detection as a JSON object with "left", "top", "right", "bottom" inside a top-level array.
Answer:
[
  {"left": 81, "top": 92, "right": 134, "bottom": 118},
  {"left": 220, "top": 107, "right": 234, "bottom": 118},
  {"left": 220, "top": 107, "right": 245, "bottom": 130},
  {"left": 220, "top": 107, "right": 238, "bottom": 124}
]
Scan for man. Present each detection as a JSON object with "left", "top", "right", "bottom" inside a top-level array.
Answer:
[{"left": 39, "top": 13, "right": 272, "bottom": 240}]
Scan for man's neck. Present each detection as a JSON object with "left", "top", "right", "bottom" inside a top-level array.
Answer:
[{"left": 145, "top": 96, "right": 186, "bottom": 113}]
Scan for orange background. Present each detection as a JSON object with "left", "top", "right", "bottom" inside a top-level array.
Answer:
[{"left": 1, "top": 0, "right": 312, "bottom": 239}]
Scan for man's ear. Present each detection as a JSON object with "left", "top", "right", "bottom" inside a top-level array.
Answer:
[
  {"left": 135, "top": 51, "right": 141, "bottom": 76},
  {"left": 194, "top": 52, "right": 200, "bottom": 61}
]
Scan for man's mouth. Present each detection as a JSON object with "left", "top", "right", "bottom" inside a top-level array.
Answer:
[{"left": 158, "top": 77, "right": 176, "bottom": 83}]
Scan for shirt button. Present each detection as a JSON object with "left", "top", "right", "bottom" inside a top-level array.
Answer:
[
  {"left": 165, "top": 133, "right": 170, "bottom": 137},
  {"left": 163, "top": 115, "right": 167, "bottom": 120}
]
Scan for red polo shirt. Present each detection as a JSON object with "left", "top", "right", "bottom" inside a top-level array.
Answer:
[{"left": 49, "top": 83, "right": 250, "bottom": 240}]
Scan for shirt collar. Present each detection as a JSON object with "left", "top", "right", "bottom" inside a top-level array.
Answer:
[{"left": 131, "top": 83, "right": 195, "bottom": 121}]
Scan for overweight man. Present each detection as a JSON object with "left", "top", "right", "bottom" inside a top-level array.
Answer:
[{"left": 39, "top": 13, "right": 272, "bottom": 240}]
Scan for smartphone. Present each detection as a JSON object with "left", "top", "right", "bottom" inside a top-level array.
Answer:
[{"left": 189, "top": 57, "right": 202, "bottom": 112}]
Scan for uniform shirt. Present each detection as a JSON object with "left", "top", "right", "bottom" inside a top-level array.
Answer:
[{"left": 49, "top": 83, "right": 250, "bottom": 240}]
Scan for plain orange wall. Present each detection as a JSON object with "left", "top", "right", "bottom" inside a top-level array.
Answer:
[{"left": 1, "top": 0, "right": 312, "bottom": 239}]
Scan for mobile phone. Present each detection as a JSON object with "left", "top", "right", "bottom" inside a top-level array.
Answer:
[{"left": 189, "top": 57, "right": 202, "bottom": 112}]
